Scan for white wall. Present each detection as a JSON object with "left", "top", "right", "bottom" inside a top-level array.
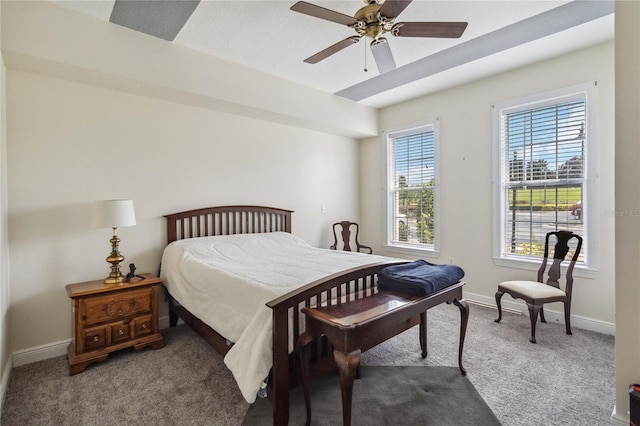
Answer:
[
  {"left": 6, "top": 70, "right": 361, "bottom": 353},
  {"left": 360, "top": 41, "right": 615, "bottom": 327},
  {"left": 1, "top": 1, "right": 377, "bottom": 139},
  {"left": 0, "top": 6, "right": 10, "bottom": 407},
  {"left": 614, "top": 0, "right": 640, "bottom": 421}
]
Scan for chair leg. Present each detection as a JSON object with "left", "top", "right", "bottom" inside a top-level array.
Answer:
[
  {"left": 494, "top": 291, "right": 504, "bottom": 323},
  {"left": 526, "top": 303, "right": 542, "bottom": 344},
  {"left": 540, "top": 306, "right": 546, "bottom": 323},
  {"left": 564, "top": 302, "right": 573, "bottom": 335}
]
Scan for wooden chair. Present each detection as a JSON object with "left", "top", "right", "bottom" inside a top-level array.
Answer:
[
  {"left": 330, "top": 221, "right": 372, "bottom": 254},
  {"left": 494, "top": 230, "right": 583, "bottom": 343}
]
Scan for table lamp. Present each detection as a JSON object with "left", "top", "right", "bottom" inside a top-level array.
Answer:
[{"left": 92, "top": 199, "right": 137, "bottom": 284}]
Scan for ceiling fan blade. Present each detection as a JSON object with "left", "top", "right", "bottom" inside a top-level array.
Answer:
[
  {"left": 379, "top": 0, "right": 413, "bottom": 19},
  {"left": 370, "top": 38, "right": 396, "bottom": 73},
  {"left": 304, "top": 36, "right": 361, "bottom": 64},
  {"left": 393, "top": 22, "right": 468, "bottom": 38},
  {"left": 290, "top": 1, "right": 358, "bottom": 26}
]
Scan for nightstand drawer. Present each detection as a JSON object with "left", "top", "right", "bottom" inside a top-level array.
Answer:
[
  {"left": 110, "top": 322, "right": 131, "bottom": 344},
  {"left": 83, "top": 326, "right": 106, "bottom": 351},
  {"left": 134, "top": 315, "right": 153, "bottom": 337},
  {"left": 81, "top": 288, "right": 153, "bottom": 326}
]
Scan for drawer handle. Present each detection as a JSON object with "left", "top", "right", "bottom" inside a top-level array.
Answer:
[
  {"left": 142, "top": 323, "right": 148, "bottom": 329},
  {"left": 118, "top": 329, "right": 124, "bottom": 335},
  {"left": 92, "top": 336, "right": 99, "bottom": 342},
  {"left": 118, "top": 310, "right": 124, "bottom": 316}
]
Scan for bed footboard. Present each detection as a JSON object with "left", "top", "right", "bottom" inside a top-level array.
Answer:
[{"left": 266, "top": 261, "right": 407, "bottom": 426}]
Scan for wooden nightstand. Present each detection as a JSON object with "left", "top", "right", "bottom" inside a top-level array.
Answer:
[{"left": 65, "top": 273, "right": 165, "bottom": 375}]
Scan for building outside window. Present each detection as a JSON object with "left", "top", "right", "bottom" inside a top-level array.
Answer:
[{"left": 385, "top": 119, "right": 439, "bottom": 255}]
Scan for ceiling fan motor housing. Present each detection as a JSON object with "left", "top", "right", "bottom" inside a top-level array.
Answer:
[{"left": 353, "top": 2, "right": 395, "bottom": 40}]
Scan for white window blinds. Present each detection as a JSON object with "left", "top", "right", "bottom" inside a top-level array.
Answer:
[
  {"left": 386, "top": 123, "right": 437, "bottom": 250},
  {"left": 500, "top": 97, "right": 586, "bottom": 260}
]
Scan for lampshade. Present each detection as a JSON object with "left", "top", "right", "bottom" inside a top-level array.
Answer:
[{"left": 92, "top": 199, "right": 137, "bottom": 228}]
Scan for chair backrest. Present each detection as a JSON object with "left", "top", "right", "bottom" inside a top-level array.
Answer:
[
  {"left": 536, "top": 230, "right": 583, "bottom": 297},
  {"left": 330, "top": 221, "right": 373, "bottom": 254},
  {"left": 332, "top": 221, "right": 359, "bottom": 252}
]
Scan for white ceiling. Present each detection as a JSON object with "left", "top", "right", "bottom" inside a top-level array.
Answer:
[{"left": 51, "top": 0, "right": 614, "bottom": 109}]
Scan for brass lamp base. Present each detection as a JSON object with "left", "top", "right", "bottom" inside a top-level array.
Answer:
[
  {"left": 104, "top": 230, "right": 126, "bottom": 285},
  {"left": 104, "top": 274, "right": 126, "bottom": 285}
]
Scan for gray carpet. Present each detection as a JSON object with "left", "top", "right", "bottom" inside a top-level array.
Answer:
[
  {"left": 2, "top": 324, "right": 248, "bottom": 426},
  {"left": 243, "top": 366, "right": 500, "bottom": 426},
  {"left": 1, "top": 303, "right": 615, "bottom": 425}
]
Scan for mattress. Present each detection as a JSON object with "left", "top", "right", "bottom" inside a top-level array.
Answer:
[{"left": 160, "top": 231, "right": 397, "bottom": 403}]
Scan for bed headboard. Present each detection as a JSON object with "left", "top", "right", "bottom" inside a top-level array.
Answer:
[{"left": 164, "top": 205, "right": 293, "bottom": 244}]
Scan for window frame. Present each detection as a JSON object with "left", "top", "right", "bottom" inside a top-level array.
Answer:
[
  {"left": 383, "top": 118, "right": 441, "bottom": 257},
  {"left": 492, "top": 82, "right": 598, "bottom": 275}
]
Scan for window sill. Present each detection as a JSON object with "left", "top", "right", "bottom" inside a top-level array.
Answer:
[
  {"left": 384, "top": 244, "right": 440, "bottom": 259},
  {"left": 493, "top": 256, "right": 598, "bottom": 279}
]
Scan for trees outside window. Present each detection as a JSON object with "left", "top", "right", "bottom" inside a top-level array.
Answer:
[{"left": 385, "top": 120, "right": 439, "bottom": 254}]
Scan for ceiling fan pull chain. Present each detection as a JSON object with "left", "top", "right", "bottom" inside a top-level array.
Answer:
[{"left": 364, "top": 41, "right": 368, "bottom": 72}]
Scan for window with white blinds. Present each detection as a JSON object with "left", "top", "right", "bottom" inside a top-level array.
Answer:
[
  {"left": 385, "top": 121, "right": 439, "bottom": 253},
  {"left": 494, "top": 84, "right": 595, "bottom": 265}
]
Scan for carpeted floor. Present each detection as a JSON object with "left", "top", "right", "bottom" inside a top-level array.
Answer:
[
  {"left": 1, "top": 302, "right": 615, "bottom": 425},
  {"left": 362, "top": 303, "right": 615, "bottom": 426}
]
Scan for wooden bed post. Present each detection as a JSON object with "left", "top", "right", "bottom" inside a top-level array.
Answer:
[
  {"left": 271, "top": 306, "right": 290, "bottom": 426},
  {"left": 166, "top": 215, "right": 178, "bottom": 244}
]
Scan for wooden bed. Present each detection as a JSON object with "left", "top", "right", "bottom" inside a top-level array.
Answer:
[{"left": 163, "top": 205, "right": 465, "bottom": 425}]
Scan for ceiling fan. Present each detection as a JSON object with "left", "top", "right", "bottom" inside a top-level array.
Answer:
[{"left": 290, "top": 0, "right": 468, "bottom": 73}]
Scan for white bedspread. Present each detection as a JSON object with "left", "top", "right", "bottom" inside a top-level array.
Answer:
[{"left": 160, "top": 232, "right": 397, "bottom": 403}]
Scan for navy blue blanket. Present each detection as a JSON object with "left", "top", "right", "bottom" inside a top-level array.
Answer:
[{"left": 378, "top": 260, "right": 465, "bottom": 296}]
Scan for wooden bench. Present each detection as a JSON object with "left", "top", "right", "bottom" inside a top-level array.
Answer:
[{"left": 297, "top": 281, "right": 468, "bottom": 426}]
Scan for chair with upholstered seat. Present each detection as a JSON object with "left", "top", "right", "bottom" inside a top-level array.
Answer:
[
  {"left": 330, "top": 221, "right": 372, "bottom": 254},
  {"left": 495, "top": 230, "right": 583, "bottom": 343}
]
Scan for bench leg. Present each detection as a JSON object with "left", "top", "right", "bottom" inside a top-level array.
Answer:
[
  {"left": 297, "top": 332, "right": 314, "bottom": 426},
  {"left": 419, "top": 311, "right": 428, "bottom": 358},
  {"left": 334, "top": 348, "right": 361, "bottom": 426},
  {"left": 453, "top": 298, "right": 469, "bottom": 375}
]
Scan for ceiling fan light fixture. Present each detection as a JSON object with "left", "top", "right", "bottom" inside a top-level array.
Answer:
[{"left": 370, "top": 37, "right": 396, "bottom": 73}]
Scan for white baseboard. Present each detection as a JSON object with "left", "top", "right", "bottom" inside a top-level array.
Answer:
[
  {"left": 159, "top": 314, "right": 171, "bottom": 330},
  {"left": 9, "top": 297, "right": 614, "bottom": 368},
  {"left": 11, "top": 315, "right": 177, "bottom": 368},
  {"left": 463, "top": 291, "right": 616, "bottom": 336},
  {"left": 0, "top": 356, "right": 12, "bottom": 413},
  {"left": 12, "top": 339, "right": 70, "bottom": 368},
  {"left": 611, "top": 409, "right": 628, "bottom": 426},
  {"left": 159, "top": 314, "right": 183, "bottom": 329}
]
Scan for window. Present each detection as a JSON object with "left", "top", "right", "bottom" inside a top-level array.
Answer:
[
  {"left": 385, "top": 120, "right": 439, "bottom": 254},
  {"left": 493, "top": 83, "right": 596, "bottom": 267}
]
